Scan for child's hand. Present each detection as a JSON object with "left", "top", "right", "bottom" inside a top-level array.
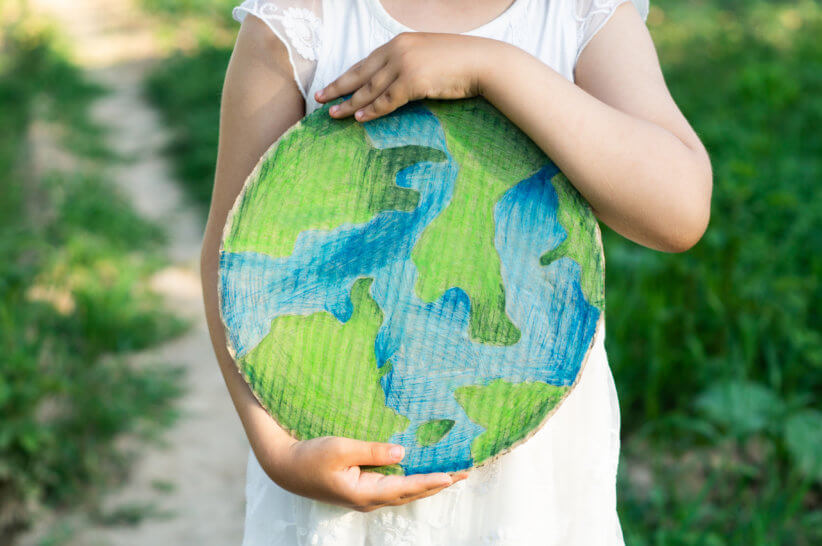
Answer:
[
  {"left": 315, "top": 32, "right": 495, "bottom": 122},
  {"left": 267, "top": 435, "right": 469, "bottom": 512}
]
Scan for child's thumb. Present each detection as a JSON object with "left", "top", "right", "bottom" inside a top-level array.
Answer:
[{"left": 336, "top": 439, "right": 405, "bottom": 467}]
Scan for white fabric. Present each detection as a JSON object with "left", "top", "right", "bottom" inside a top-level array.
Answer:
[
  {"left": 573, "top": 0, "right": 649, "bottom": 66},
  {"left": 233, "top": 0, "right": 649, "bottom": 112},
  {"left": 233, "top": 0, "right": 324, "bottom": 98},
  {"left": 232, "top": 1, "right": 649, "bottom": 544}
]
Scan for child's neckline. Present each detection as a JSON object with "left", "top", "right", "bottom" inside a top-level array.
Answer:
[{"left": 364, "top": 0, "right": 526, "bottom": 36}]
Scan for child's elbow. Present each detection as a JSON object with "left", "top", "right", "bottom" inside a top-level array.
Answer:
[
  {"left": 663, "top": 209, "right": 710, "bottom": 253},
  {"left": 661, "top": 166, "right": 713, "bottom": 253}
]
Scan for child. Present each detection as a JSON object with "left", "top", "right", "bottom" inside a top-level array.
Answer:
[{"left": 200, "top": 0, "right": 713, "bottom": 544}]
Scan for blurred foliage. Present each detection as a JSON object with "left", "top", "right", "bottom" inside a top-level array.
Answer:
[
  {"left": 141, "top": 0, "right": 234, "bottom": 20},
  {"left": 146, "top": 45, "right": 232, "bottom": 206},
  {"left": 609, "top": 1, "right": 822, "bottom": 543},
  {"left": 0, "top": 15, "right": 186, "bottom": 540},
  {"left": 609, "top": 0, "right": 822, "bottom": 429},
  {"left": 140, "top": 0, "right": 822, "bottom": 544}
]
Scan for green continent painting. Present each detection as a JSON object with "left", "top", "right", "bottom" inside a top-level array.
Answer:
[{"left": 219, "top": 97, "right": 605, "bottom": 475}]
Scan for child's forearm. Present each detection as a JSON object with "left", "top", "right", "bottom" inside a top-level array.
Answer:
[
  {"left": 477, "top": 39, "right": 712, "bottom": 252},
  {"left": 318, "top": 6, "right": 712, "bottom": 252},
  {"left": 198, "top": 13, "right": 310, "bottom": 483}
]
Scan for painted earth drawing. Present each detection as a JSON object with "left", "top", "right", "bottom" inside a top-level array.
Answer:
[{"left": 218, "top": 97, "right": 605, "bottom": 475}]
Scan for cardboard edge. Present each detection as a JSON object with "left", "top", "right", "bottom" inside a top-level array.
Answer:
[{"left": 215, "top": 98, "right": 609, "bottom": 477}]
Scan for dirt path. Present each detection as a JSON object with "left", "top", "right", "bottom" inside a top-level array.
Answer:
[{"left": 21, "top": 1, "right": 249, "bottom": 544}]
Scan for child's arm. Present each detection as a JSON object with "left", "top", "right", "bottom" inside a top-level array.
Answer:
[
  {"left": 201, "top": 16, "right": 464, "bottom": 513},
  {"left": 317, "top": 3, "right": 712, "bottom": 253}
]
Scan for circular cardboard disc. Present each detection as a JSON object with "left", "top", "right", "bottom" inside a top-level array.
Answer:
[{"left": 218, "top": 97, "right": 605, "bottom": 475}]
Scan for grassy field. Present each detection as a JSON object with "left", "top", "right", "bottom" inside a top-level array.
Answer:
[
  {"left": 606, "top": 3, "right": 822, "bottom": 543},
  {"left": 139, "top": 0, "right": 822, "bottom": 543},
  {"left": 0, "top": 15, "right": 187, "bottom": 541}
]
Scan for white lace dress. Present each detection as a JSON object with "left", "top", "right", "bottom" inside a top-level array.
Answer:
[{"left": 232, "top": 1, "right": 649, "bottom": 544}]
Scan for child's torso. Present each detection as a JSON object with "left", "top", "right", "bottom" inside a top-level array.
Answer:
[{"left": 305, "top": 0, "right": 580, "bottom": 113}]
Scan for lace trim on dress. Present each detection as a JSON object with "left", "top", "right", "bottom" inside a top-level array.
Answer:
[
  {"left": 233, "top": 0, "right": 323, "bottom": 100},
  {"left": 368, "top": 511, "right": 425, "bottom": 546}
]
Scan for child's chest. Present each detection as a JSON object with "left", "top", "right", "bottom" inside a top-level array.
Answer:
[{"left": 306, "top": 0, "right": 579, "bottom": 114}]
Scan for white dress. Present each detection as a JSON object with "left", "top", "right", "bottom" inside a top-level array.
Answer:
[{"left": 232, "top": 1, "right": 649, "bottom": 544}]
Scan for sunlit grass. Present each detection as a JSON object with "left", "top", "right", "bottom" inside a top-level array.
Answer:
[{"left": 0, "top": 14, "right": 187, "bottom": 540}]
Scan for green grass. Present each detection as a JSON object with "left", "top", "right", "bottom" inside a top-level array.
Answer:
[
  {"left": 145, "top": 45, "right": 232, "bottom": 206},
  {"left": 143, "top": 0, "right": 822, "bottom": 543},
  {"left": 140, "top": 0, "right": 235, "bottom": 22},
  {"left": 0, "top": 17, "right": 186, "bottom": 541},
  {"left": 607, "top": 1, "right": 822, "bottom": 543}
]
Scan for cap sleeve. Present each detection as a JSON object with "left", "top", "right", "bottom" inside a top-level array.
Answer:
[
  {"left": 574, "top": 0, "right": 649, "bottom": 66},
  {"left": 233, "top": 0, "right": 323, "bottom": 100}
]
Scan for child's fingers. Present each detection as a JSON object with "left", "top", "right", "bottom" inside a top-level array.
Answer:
[
  {"left": 354, "top": 80, "right": 410, "bottom": 122},
  {"left": 361, "top": 482, "right": 453, "bottom": 512},
  {"left": 385, "top": 472, "right": 469, "bottom": 506},
  {"left": 329, "top": 437, "right": 405, "bottom": 467},
  {"left": 357, "top": 472, "right": 454, "bottom": 508},
  {"left": 317, "top": 55, "right": 386, "bottom": 102},
  {"left": 328, "top": 67, "right": 398, "bottom": 119},
  {"left": 388, "top": 477, "right": 465, "bottom": 505},
  {"left": 308, "top": 437, "right": 463, "bottom": 511}
]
